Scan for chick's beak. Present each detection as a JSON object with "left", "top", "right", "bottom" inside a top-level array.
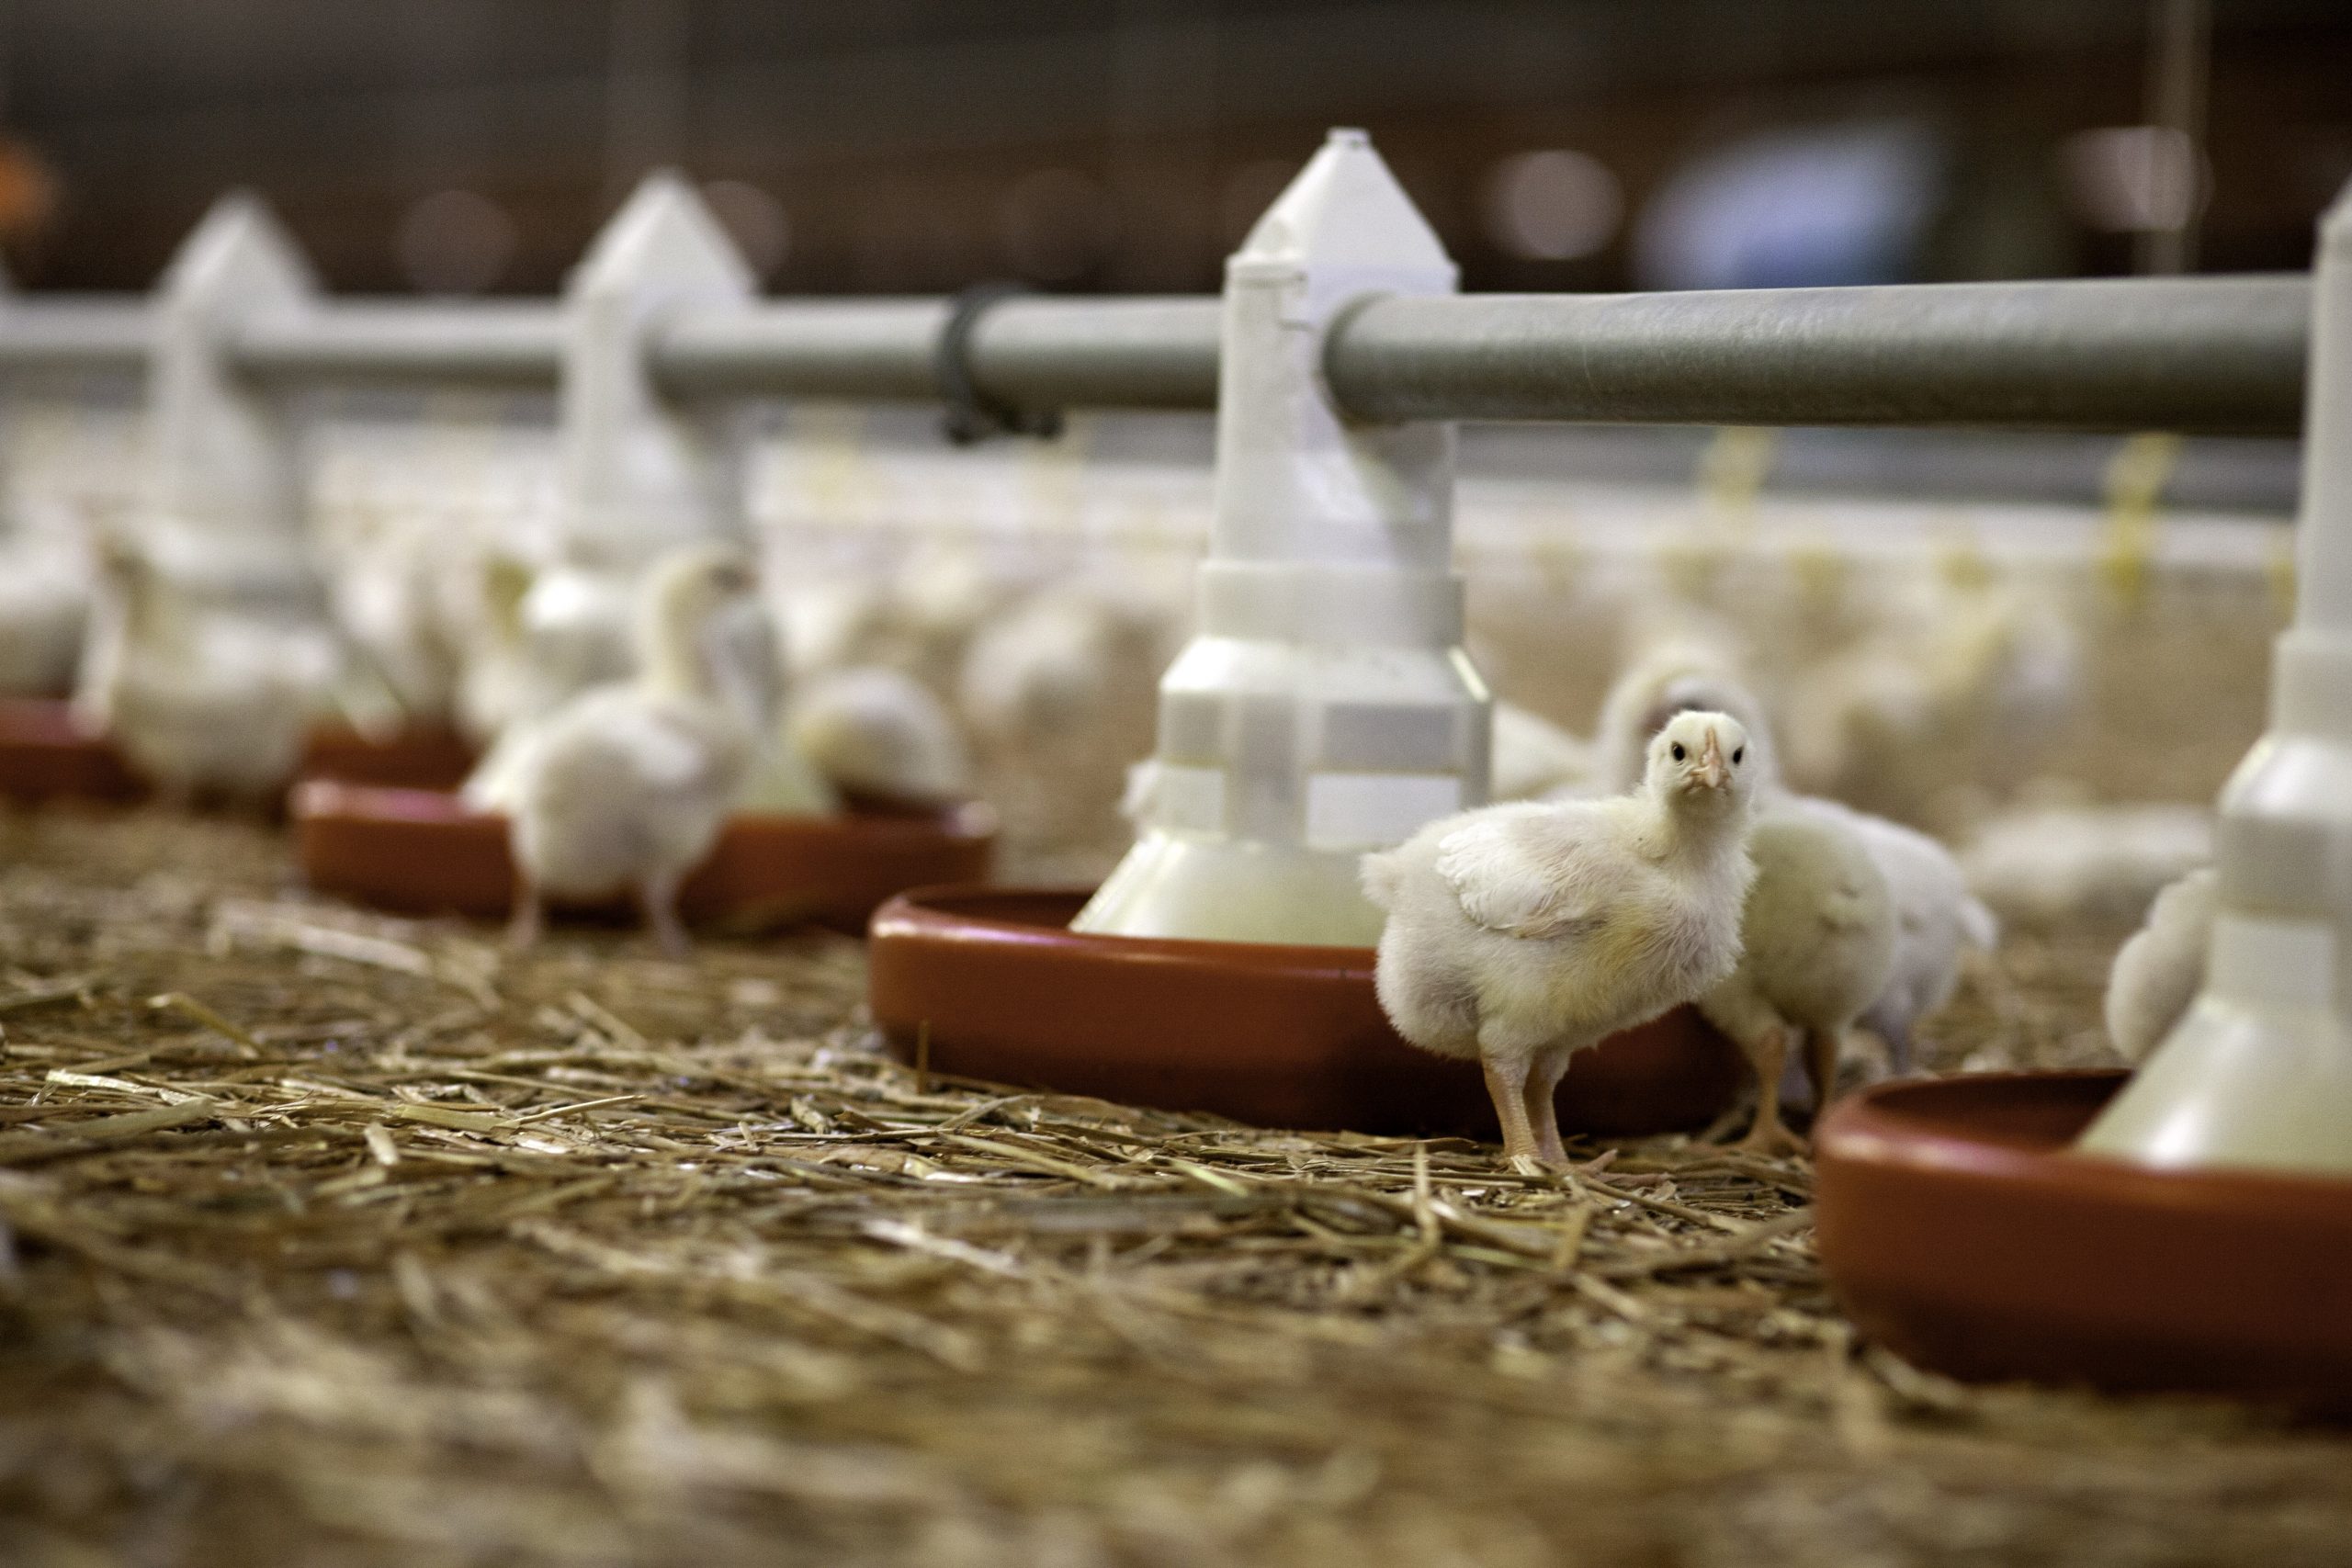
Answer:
[{"left": 1697, "top": 728, "right": 1727, "bottom": 788}]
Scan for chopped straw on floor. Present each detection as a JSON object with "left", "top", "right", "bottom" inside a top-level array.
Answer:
[{"left": 0, "top": 807, "right": 2346, "bottom": 1567}]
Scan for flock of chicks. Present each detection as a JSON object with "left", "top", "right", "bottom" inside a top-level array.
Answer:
[
  {"left": 17, "top": 490, "right": 1171, "bottom": 953},
  {"left": 0, "top": 468, "right": 2229, "bottom": 1164}
]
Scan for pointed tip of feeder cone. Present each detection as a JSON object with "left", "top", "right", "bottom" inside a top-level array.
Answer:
[
  {"left": 2322, "top": 177, "right": 2352, "bottom": 250},
  {"left": 569, "top": 169, "right": 753, "bottom": 300},
  {"left": 1236, "top": 127, "right": 1453, "bottom": 280},
  {"left": 161, "top": 189, "right": 316, "bottom": 303}
]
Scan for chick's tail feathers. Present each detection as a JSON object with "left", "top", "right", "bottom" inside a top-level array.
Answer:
[
  {"left": 1959, "top": 894, "right": 1999, "bottom": 953},
  {"left": 1360, "top": 848, "right": 1405, "bottom": 912},
  {"left": 1818, "top": 882, "right": 1882, "bottom": 934}
]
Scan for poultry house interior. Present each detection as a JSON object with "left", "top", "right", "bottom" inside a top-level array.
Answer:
[{"left": 0, "top": 4, "right": 2349, "bottom": 1566}]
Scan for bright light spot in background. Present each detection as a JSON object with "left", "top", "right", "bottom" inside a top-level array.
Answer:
[
  {"left": 998, "top": 168, "right": 1118, "bottom": 284},
  {"left": 1634, "top": 120, "right": 1940, "bottom": 291},
  {"left": 1482, "top": 150, "right": 1623, "bottom": 261},
  {"left": 701, "top": 178, "right": 790, "bottom": 279},
  {"left": 2063, "top": 125, "right": 2206, "bottom": 232},
  {"left": 395, "top": 189, "right": 518, "bottom": 295}
]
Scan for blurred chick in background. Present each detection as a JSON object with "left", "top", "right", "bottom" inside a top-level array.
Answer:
[
  {"left": 961, "top": 575, "right": 1172, "bottom": 860},
  {"left": 1780, "top": 576, "right": 2081, "bottom": 831},
  {"left": 456, "top": 555, "right": 636, "bottom": 751},
  {"left": 790, "top": 665, "right": 969, "bottom": 807},
  {"left": 74, "top": 530, "right": 340, "bottom": 806},
  {"left": 1962, "top": 798, "right": 2212, "bottom": 928},
  {"left": 1488, "top": 701, "right": 1596, "bottom": 803},
  {"left": 2105, "top": 865, "right": 2217, "bottom": 1065},
  {"left": 0, "top": 500, "right": 92, "bottom": 696},
  {"left": 503, "top": 547, "right": 778, "bottom": 953},
  {"left": 324, "top": 502, "right": 467, "bottom": 730},
  {"left": 1363, "top": 712, "right": 1758, "bottom": 1166}
]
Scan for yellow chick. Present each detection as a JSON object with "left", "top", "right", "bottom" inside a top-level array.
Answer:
[
  {"left": 505, "top": 547, "right": 776, "bottom": 954},
  {"left": 1363, "top": 711, "right": 1759, "bottom": 1166}
]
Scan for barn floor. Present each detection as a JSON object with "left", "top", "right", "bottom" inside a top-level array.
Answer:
[{"left": 0, "top": 807, "right": 2347, "bottom": 1568}]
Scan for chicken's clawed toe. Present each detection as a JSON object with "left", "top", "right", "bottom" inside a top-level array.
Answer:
[{"left": 1732, "top": 1115, "right": 1811, "bottom": 1158}]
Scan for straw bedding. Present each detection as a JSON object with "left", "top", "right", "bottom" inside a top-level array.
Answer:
[{"left": 1, "top": 807, "right": 2347, "bottom": 1568}]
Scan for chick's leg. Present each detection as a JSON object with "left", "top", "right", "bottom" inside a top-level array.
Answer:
[
  {"left": 1879, "top": 1018, "right": 1915, "bottom": 1078},
  {"left": 1521, "top": 1045, "right": 1576, "bottom": 1168},
  {"left": 638, "top": 868, "right": 690, "bottom": 958},
  {"left": 1479, "top": 1053, "right": 1541, "bottom": 1166},
  {"left": 1804, "top": 1028, "right": 1846, "bottom": 1120},
  {"left": 506, "top": 880, "right": 545, "bottom": 952},
  {"left": 1735, "top": 1025, "right": 1808, "bottom": 1156}
]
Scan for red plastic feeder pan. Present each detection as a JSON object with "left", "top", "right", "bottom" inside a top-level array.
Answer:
[
  {"left": 0, "top": 697, "right": 478, "bottom": 806},
  {"left": 296, "top": 782, "right": 997, "bottom": 934},
  {"left": 866, "top": 886, "right": 1747, "bottom": 1140},
  {"left": 0, "top": 696, "right": 144, "bottom": 803},
  {"left": 1815, "top": 1071, "right": 2352, "bottom": 1410}
]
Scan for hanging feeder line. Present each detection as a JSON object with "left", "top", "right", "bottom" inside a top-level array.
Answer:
[{"left": 0, "top": 274, "right": 2312, "bottom": 435}]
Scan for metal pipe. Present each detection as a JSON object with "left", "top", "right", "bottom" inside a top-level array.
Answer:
[
  {"left": 0, "top": 298, "right": 149, "bottom": 375},
  {"left": 650, "top": 296, "right": 1223, "bottom": 409},
  {"left": 0, "top": 276, "right": 2316, "bottom": 434},
  {"left": 1327, "top": 277, "right": 2312, "bottom": 434},
  {"left": 232, "top": 300, "right": 566, "bottom": 389},
  {"left": 650, "top": 298, "right": 948, "bottom": 401}
]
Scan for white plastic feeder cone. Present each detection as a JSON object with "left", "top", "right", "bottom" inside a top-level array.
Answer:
[
  {"left": 139, "top": 192, "right": 321, "bottom": 594},
  {"left": 557, "top": 170, "right": 753, "bottom": 568},
  {"left": 1072, "top": 130, "right": 1488, "bottom": 946},
  {"left": 2079, "top": 183, "right": 2352, "bottom": 1176}
]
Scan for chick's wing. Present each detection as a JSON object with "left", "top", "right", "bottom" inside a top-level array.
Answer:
[{"left": 1433, "top": 809, "right": 1600, "bottom": 940}]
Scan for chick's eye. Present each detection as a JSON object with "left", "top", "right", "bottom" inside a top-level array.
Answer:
[
  {"left": 1733, "top": 747, "right": 1745, "bottom": 764},
  {"left": 1670, "top": 742, "right": 1687, "bottom": 761}
]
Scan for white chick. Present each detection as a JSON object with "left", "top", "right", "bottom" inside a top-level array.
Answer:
[
  {"left": 0, "top": 534, "right": 90, "bottom": 696},
  {"left": 789, "top": 665, "right": 972, "bottom": 807},
  {"left": 455, "top": 558, "right": 636, "bottom": 748},
  {"left": 2104, "top": 866, "right": 2217, "bottom": 1065},
  {"left": 1594, "top": 660, "right": 1996, "bottom": 1078},
  {"left": 1363, "top": 711, "right": 1759, "bottom": 1166},
  {"left": 1786, "top": 795, "right": 1997, "bottom": 1076},
  {"left": 1698, "top": 807, "right": 1896, "bottom": 1154},
  {"left": 956, "top": 584, "right": 1163, "bottom": 751},
  {"left": 958, "top": 580, "right": 1168, "bottom": 854},
  {"left": 74, "top": 534, "right": 339, "bottom": 805},
  {"left": 1962, "top": 801, "right": 2212, "bottom": 926},
  {"left": 327, "top": 508, "right": 466, "bottom": 728},
  {"left": 1490, "top": 701, "right": 1597, "bottom": 802},
  {"left": 505, "top": 547, "right": 777, "bottom": 954}
]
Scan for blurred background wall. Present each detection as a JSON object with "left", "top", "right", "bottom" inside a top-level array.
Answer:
[{"left": 0, "top": 0, "right": 2345, "bottom": 298}]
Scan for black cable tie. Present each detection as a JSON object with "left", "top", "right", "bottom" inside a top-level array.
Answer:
[{"left": 935, "top": 282, "right": 1064, "bottom": 446}]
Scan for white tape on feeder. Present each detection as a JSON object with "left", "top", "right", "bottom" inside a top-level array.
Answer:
[
  {"left": 1073, "top": 130, "right": 1490, "bottom": 946},
  {"left": 2080, "top": 182, "right": 2352, "bottom": 1176}
]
